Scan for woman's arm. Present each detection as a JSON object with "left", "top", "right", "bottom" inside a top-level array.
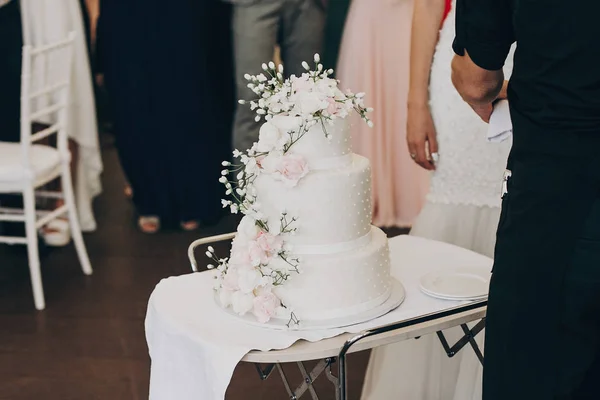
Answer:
[
  {"left": 408, "top": 0, "right": 446, "bottom": 108},
  {"left": 406, "top": 0, "right": 446, "bottom": 170}
]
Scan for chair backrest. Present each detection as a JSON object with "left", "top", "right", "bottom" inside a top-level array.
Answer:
[{"left": 19, "top": 31, "right": 76, "bottom": 167}]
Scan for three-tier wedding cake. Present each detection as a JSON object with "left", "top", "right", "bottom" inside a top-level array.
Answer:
[{"left": 207, "top": 55, "right": 402, "bottom": 329}]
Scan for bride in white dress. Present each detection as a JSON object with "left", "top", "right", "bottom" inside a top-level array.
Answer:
[{"left": 360, "top": 0, "right": 514, "bottom": 398}]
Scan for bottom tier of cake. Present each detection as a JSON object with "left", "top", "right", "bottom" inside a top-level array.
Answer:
[{"left": 274, "top": 226, "right": 393, "bottom": 322}]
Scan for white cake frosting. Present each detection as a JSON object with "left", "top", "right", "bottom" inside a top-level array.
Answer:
[
  {"left": 273, "top": 226, "right": 392, "bottom": 321},
  {"left": 286, "top": 117, "right": 352, "bottom": 170},
  {"left": 253, "top": 153, "right": 372, "bottom": 247}
]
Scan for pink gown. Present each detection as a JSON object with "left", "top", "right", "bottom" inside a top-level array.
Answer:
[{"left": 336, "top": 0, "right": 429, "bottom": 228}]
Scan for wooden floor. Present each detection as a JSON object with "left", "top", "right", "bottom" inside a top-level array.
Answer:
[{"left": 0, "top": 135, "right": 408, "bottom": 400}]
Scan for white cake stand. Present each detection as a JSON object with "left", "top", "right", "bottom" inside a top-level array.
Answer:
[{"left": 216, "top": 278, "right": 406, "bottom": 331}]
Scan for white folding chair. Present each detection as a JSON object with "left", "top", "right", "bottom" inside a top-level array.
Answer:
[{"left": 0, "top": 32, "right": 92, "bottom": 310}]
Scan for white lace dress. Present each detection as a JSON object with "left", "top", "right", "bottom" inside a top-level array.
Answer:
[{"left": 361, "top": 2, "right": 514, "bottom": 399}]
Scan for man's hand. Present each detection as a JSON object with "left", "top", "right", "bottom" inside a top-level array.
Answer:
[
  {"left": 467, "top": 80, "right": 509, "bottom": 122},
  {"left": 452, "top": 51, "right": 505, "bottom": 123},
  {"left": 469, "top": 103, "right": 494, "bottom": 123},
  {"left": 407, "top": 103, "right": 438, "bottom": 171}
]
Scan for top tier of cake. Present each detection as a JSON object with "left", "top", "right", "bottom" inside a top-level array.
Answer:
[{"left": 284, "top": 118, "right": 352, "bottom": 170}]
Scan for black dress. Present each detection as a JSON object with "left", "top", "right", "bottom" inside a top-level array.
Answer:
[
  {"left": 97, "top": 0, "right": 234, "bottom": 227},
  {"left": 322, "top": 0, "right": 352, "bottom": 75},
  {"left": 0, "top": 0, "right": 22, "bottom": 144}
]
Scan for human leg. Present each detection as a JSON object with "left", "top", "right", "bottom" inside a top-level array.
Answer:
[
  {"left": 231, "top": 2, "right": 281, "bottom": 153},
  {"left": 484, "top": 149, "right": 600, "bottom": 399}
]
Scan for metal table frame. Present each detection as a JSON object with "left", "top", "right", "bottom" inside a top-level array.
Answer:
[
  {"left": 337, "top": 300, "right": 486, "bottom": 400},
  {"left": 188, "top": 234, "right": 487, "bottom": 400}
]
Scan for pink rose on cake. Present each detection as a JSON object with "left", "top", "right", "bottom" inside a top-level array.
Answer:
[
  {"left": 247, "top": 240, "right": 271, "bottom": 266},
  {"left": 256, "top": 231, "right": 284, "bottom": 255},
  {"left": 252, "top": 287, "right": 281, "bottom": 323},
  {"left": 276, "top": 154, "right": 309, "bottom": 187},
  {"left": 325, "top": 97, "right": 339, "bottom": 116},
  {"left": 261, "top": 152, "right": 309, "bottom": 187}
]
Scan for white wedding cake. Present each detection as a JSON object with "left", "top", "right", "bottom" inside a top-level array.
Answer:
[{"left": 207, "top": 55, "right": 401, "bottom": 328}]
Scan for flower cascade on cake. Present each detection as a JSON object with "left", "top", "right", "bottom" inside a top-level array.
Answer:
[{"left": 208, "top": 54, "right": 375, "bottom": 327}]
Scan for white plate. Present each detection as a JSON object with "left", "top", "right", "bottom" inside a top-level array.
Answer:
[
  {"left": 215, "top": 279, "right": 406, "bottom": 331},
  {"left": 420, "top": 288, "right": 487, "bottom": 302},
  {"left": 420, "top": 285, "right": 487, "bottom": 301},
  {"left": 419, "top": 267, "right": 491, "bottom": 300}
]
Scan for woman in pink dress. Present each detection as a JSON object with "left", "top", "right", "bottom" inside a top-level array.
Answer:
[{"left": 336, "top": 0, "right": 429, "bottom": 228}]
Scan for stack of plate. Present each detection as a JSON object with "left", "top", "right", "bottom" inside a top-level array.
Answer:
[{"left": 419, "top": 266, "right": 491, "bottom": 301}]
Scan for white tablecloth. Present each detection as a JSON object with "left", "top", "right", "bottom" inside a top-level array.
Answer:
[{"left": 145, "top": 235, "right": 492, "bottom": 400}]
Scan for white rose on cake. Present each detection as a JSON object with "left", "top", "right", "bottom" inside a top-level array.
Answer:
[
  {"left": 228, "top": 247, "right": 253, "bottom": 270},
  {"left": 243, "top": 155, "right": 260, "bottom": 176},
  {"left": 294, "top": 90, "right": 328, "bottom": 115},
  {"left": 222, "top": 269, "right": 240, "bottom": 291},
  {"left": 255, "top": 121, "right": 284, "bottom": 153},
  {"left": 315, "top": 77, "right": 337, "bottom": 97},
  {"left": 290, "top": 74, "right": 313, "bottom": 93},
  {"left": 218, "top": 289, "right": 233, "bottom": 308},
  {"left": 237, "top": 268, "right": 263, "bottom": 293},
  {"left": 217, "top": 269, "right": 240, "bottom": 307},
  {"left": 237, "top": 215, "right": 260, "bottom": 242},
  {"left": 259, "top": 150, "right": 283, "bottom": 174},
  {"left": 231, "top": 291, "right": 255, "bottom": 315},
  {"left": 270, "top": 115, "right": 302, "bottom": 135}
]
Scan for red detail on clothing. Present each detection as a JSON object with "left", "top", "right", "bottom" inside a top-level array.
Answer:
[{"left": 443, "top": 0, "right": 452, "bottom": 23}]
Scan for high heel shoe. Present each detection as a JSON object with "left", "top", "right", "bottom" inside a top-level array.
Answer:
[
  {"left": 180, "top": 220, "right": 200, "bottom": 231},
  {"left": 138, "top": 216, "right": 160, "bottom": 234},
  {"left": 40, "top": 219, "right": 71, "bottom": 247}
]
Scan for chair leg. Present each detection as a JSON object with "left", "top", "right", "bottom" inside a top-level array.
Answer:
[
  {"left": 23, "top": 187, "right": 46, "bottom": 310},
  {"left": 61, "top": 164, "right": 93, "bottom": 276}
]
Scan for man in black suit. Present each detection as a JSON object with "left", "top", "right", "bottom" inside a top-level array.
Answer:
[{"left": 451, "top": 0, "right": 600, "bottom": 398}]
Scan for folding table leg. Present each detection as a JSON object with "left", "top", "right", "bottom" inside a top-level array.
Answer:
[
  {"left": 254, "top": 358, "right": 338, "bottom": 399},
  {"left": 436, "top": 318, "right": 486, "bottom": 365}
]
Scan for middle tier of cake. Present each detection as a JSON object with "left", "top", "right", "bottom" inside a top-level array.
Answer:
[
  {"left": 253, "top": 154, "right": 373, "bottom": 248},
  {"left": 272, "top": 226, "right": 392, "bottom": 322}
]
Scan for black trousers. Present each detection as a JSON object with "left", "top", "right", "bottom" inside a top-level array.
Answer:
[{"left": 483, "top": 141, "right": 600, "bottom": 399}]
